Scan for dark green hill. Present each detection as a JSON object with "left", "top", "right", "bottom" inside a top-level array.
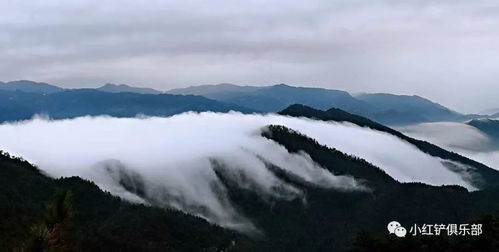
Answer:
[
  {"left": 102, "top": 124, "right": 499, "bottom": 251},
  {"left": 279, "top": 104, "right": 499, "bottom": 189},
  {"left": 3, "top": 123, "right": 499, "bottom": 251},
  {"left": 220, "top": 125, "right": 499, "bottom": 251},
  {"left": 0, "top": 151, "right": 251, "bottom": 251}
]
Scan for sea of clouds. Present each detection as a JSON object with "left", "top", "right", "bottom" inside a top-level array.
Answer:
[
  {"left": 401, "top": 122, "right": 499, "bottom": 171},
  {"left": 0, "top": 112, "right": 474, "bottom": 231}
]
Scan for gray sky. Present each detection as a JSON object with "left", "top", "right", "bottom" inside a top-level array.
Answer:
[{"left": 1, "top": 0, "right": 499, "bottom": 113}]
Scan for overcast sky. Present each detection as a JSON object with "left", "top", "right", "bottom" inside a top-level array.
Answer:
[{"left": 1, "top": 0, "right": 499, "bottom": 113}]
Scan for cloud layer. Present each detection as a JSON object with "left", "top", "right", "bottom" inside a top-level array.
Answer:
[
  {"left": 401, "top": 122, "right": 499, "bottom": 170},
  {"left": 401, "top": 122, "right": 492, "bottom": 151},
  {"left": 0, "top": 113, "right": 475, "bottom": 230}
]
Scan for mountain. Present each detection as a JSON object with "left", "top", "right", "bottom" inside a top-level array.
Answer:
[
  {"left": 3, "top": 106, "right": 499, "bottom": 251},
  {"left": 280, "top": 104, "right": 499, "bottom": 189},
  {"left": 0, "top": 80, "right": 64, "bottom": 94},
  {"left": 259, "top": 125, "right": 499, "bottom": 251},
  {"left": 168, "top": 84, "right": 372, "bottom": 114},
  {"left": 168, "top": 83, "right": 260, "bottom": 98},
  {"left": 0, "top": 80, "right": 163, "bottom": 95},
  {"left": 355, "top": 93, "right": 462, "bottom": 125},
  {"left": 0, "top": 89, "right": 255, "bottom": 122},
  {"left": 167, "top": 84, "right": 463, "bottom": 125},
  {"left": 0, "top": 151, "right": 251, "bottom": 251},
  {"left": 3, "top": 122, "right": 499, "bottom": 251},
  {"left": 468, "top": 118, "right": 499, "bottom": 140},
  {"left": 0, "top": 80, "right": 467, "bottom": 125},
  {"left": 97, "top": 83, "right": 162, "bottom": 94}
]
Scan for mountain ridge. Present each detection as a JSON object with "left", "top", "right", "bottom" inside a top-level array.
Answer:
[
  {"left": 0, "top": 89, "right": 256, "bottom": 122},
  {"left": 167, "top": 83, "right": 466, "bottom": 125},
  {"left": 468, "top": 118, "right": 499, "bottom": 140},
  {"left": 2, "top": 110, "right": 499, "bottom": 251},
  {"left": 1, "top": 80, "right": 494, "bottom": 125},
  {"left": 355, "top": 93, "right": 461, "bottom": 124},
  {"left": 0, "top": 150, "right": 250, "bottom": 251},
  {"left": 279, "top": 104, "right": 499, "bottom": 189},
  {"left": 96, "top": 83, "right": 163, "bottom": 94},
  {"left": 0, "top": 80, "right": 64, "bottom": 94},
  {"left": 169, "top": 83, "right": 374, "bottom": 115}
]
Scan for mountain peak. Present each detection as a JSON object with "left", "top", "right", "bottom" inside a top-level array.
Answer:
[
  {"left": 101, "top": 83, "right": 137, "bottom": 89},
  {"left": 102, "top": 83, "right": 128, "bottom": 87},
  {"left": 0, "top": 80, "right": 64, "bottom": 94},
  {"left": 273, "top": 83, "right": 292, "bottom": 88},
  {"left": 97, "top": 83, "right": 162, "bottom": 94}
]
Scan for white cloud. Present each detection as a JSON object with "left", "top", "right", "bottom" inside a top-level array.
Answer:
[
  {"left": 401, "top": 122, "right": 499, "bottom": 170},
  {"left": 0, "top": 112, "right": 475, "bottom": 231},
  {"left": 467, "top": 151, "right": 499, "bottom": 170},
  {"left": 400, "top": 122, "right": 491, "bottom": 151}
]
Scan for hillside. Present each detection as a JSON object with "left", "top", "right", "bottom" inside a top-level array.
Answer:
[
  {"left": 2, "top": 121, "right": 499, "bottom": 251},
  {"left": 0, "top": 151, "right": 251, "bottom": 251},
  {"left": 279, "top": 104, "right": 499, "bottom": 189},
  {"left": 0, "top": 89, "right": 255, "bottom": 122},
  {"left": 258, "top": 125, "right": 499, "bottom": 251}
]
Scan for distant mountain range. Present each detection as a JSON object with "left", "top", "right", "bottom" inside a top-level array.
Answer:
[
  {"left": 0, "top": 81, "right": 162, "bottom": 95},
  {"left": 0, "top": 80, "right": 63, "bottom": 94},
  {"left": 0, "top": 89, "right": 254, "bottom": 122},
  {"left": 0, "top": 80, "right": 493, "bottom": 125},
  {"left": 168, "top": 83, "right": 466, "bottom": 125},
  {"left": 355, "top": 93, "right": 461, "bottom": 125},
  {"left": 169, "top": 83, "right": 368, "bottom": 112}
]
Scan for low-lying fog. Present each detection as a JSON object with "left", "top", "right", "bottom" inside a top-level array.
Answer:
[
  {"left": 401, "top": 122, "right": 499, "bottom": 170},
  {"left": 0, "top": 113, "right": 475, "bottom": 232}
]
